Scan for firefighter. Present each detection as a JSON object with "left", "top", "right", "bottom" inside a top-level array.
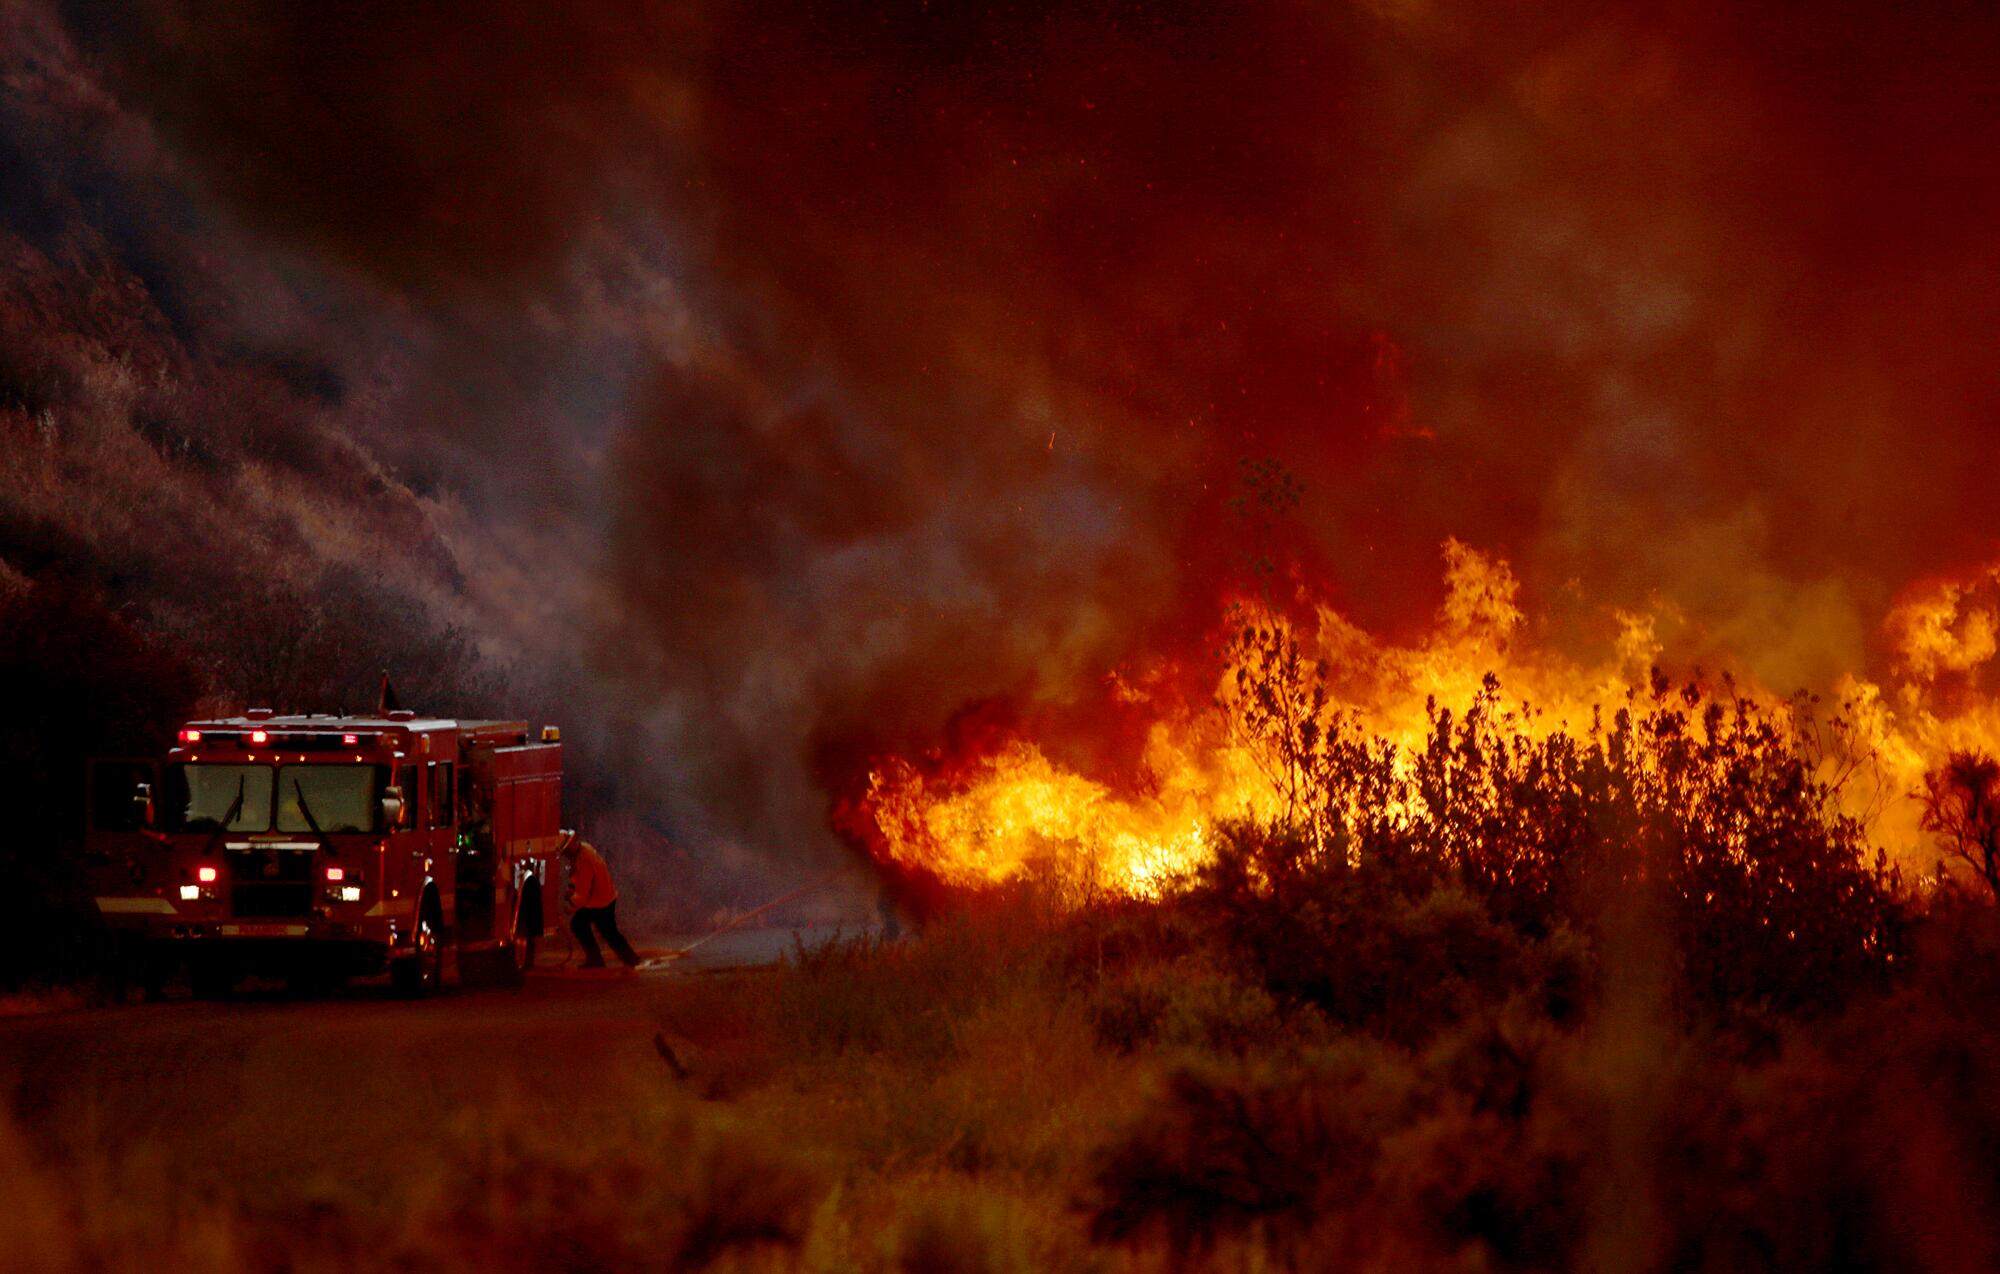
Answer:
[{"left": 561, "top": 837, "right": 641, "bottom": 970}]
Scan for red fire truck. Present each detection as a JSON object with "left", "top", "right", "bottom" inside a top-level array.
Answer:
[{"left": 86, "top": 708, "right": 565, "bottom": 997}]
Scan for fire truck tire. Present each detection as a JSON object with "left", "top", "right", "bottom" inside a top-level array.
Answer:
[
  {"left": 140, "top": 951, "right": 170, "bottom": 1003},
  {"left": 392, "top": 893, "right": 445, "bottom": 998},
  {"left": 287, "top": 970, "right": 347, "bottom": 997},
  {"left": 111, "top": 938, "right": 168, "bottom": 1003},
  {"left": 190, "top": 962, "right": 236, "bottom": 1001}
]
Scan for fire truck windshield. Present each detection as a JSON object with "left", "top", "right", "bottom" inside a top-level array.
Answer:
[
  {"left": 165, "top": 764, "right": 273, "bottom": 833},
  {"left": 164, "top": 763, "right": 388, "bottom": 834},
  {"left": 276, "top": 765, "right": 387, "bottom": 834}
]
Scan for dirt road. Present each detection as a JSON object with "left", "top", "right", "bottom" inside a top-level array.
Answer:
[{"left": 0, "top": 925, "right": 850, "bottom": 1209}]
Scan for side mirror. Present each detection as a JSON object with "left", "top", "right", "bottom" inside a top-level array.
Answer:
[
  {"left": 381, "top": 786, "right": 407, "bottom": 827},
  {"left": 132, "top": 781, "right": 156, "bottom": 828}
]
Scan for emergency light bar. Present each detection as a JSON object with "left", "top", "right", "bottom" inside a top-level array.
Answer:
[{"left": 175, "top": 731, "right": 379, "bottom": 751}]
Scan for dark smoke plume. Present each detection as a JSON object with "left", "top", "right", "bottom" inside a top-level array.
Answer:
[{"left": 59, "top": 0, "right": 2000, "bottom": 882}]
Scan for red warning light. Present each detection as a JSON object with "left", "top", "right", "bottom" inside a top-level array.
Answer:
[
  {"left": 179, "top": 729, "right": 201, "bottom": 744},
  {"left": 197, "top": 866, "right": 217, "bottom": 883},
  {"left": 342, "top": 734, "right": 359, "bottom": 745},
  {"left": 326, "top": 867, "right": 345, "bottom": 882},
  {"left": 249, "top": 729, "right": 269, "bottom": 745}
]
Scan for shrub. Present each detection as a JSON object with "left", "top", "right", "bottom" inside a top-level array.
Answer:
[
  {"left": 0, "top": 1097, "right": 828, "bottom": 1273},
  {"left": 1919, "top": 750, "right": 2000, "bottom": 901},
  {"left": 1209, "top": 637, "right": 1910, "bottom": 1023},
  {"left": 1086, "top": 951, "right": 1286, "bottom": 1056},
  {"left": 888, "top": 1185, "right": 1036, "bottom": 1274},
  {"left": 1087, "top": 1043, "right": 1420, "bottom": 1261},
  {"left": 1195, "top": 829, "right": 1592, "bottom": 1046}
]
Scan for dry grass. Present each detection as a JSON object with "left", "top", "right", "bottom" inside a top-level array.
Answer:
[
  {"left": 8, "top": 884, "right": 2000, "bottom": 1272},
  {"left": 0, "top": 899, "right": 1235, "bottom": 1273}
]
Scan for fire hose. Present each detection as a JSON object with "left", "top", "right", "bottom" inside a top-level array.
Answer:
[
  {"left": 548, "top": 831, "right": 837, "bottom": 970},
  {"left": 671, "top": 874, "right": 838, "bottom": 958}
]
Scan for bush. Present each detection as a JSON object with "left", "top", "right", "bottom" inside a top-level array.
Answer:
[
  {"left": 1087, "top": 1043, "right": 1421, "bottom": 1261},
  {"left": 888, "top": 1185, "right": 1035, "bottom": 1274},
  {"left": 1208, "top": 638, "right": 1910, "bottom": 1024},
  {"left": 1086, "top": 951, "right": 1286, "bottom": 1056},
  {"left": 428, "top": 1110, "right": 824, "bottom": 1272},
  {"left": 0, "top": 1096, "right": 827, "bottom": 1273},
  {"left": 1195, "top": 828, "right": 1593, "bottom": 1045}
]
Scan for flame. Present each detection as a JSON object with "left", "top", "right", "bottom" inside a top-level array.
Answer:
[
  {"left": 1885, "top": 573, "right": 2000, "bottom": 682},
  {"left": 849, "top": 543, "right": 2000, "bottom": 898},
  {"left": 860, "top": 741, "right": 1220, "bottom": 897}
]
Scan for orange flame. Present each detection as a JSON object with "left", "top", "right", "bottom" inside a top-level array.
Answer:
[{"left": 851, "top": 544, "right": 2000, "bottom": 898}]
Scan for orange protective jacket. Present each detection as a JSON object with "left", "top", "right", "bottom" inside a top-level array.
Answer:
[{"left": 567, "top": 843, "right": 619, "bottom": 910}]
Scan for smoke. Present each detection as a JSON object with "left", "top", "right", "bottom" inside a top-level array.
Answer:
[{"left": 55, "top": 0, "right": 2000, "bottom": 883}]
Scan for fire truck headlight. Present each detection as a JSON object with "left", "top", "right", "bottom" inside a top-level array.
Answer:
[
  {"left": 178, "top": 885, "right": 200, "bottom": 901},
  {"left": 339, "top": 886, "right": 363, "bottom": 903}
]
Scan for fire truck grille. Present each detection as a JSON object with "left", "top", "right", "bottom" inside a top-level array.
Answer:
[{"left": 227, "top": 851, "right": 312, "bottom": 918}]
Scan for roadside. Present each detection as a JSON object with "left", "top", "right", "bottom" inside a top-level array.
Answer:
[{"left": 0, "top": 921, "right": 881, "bottom": 1023}]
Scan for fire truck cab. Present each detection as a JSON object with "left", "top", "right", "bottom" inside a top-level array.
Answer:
[{"left": 86, "top": 709, "right": 565, "bottom": 997}]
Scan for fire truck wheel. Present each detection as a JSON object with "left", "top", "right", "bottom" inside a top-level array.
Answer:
[
  {"left": 286, "top": 970, "right": 347, "bottom": 997},
  {"left": 392, "top": 894, "right": 445, "bottom": 998},
  {"left": 190, "top": 962, "right": 235, "bottom": 1001},
  {"left": 140, "top": 956, "right": 170, "bottom": 1003},
  {"left": 110, "top": 941, "right": 168, "bottom": 1004}
]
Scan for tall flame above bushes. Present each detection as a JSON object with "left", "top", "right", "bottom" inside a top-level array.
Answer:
[{"left": 845, "top": 541, "right": 2000, "bottom": 904}]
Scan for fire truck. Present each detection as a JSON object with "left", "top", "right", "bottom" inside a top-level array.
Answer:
[{"left": 85, "top": 708, "right": 565, "bottom": 997}]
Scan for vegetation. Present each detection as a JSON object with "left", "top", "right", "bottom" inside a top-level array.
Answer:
[
  {"left": 1920, "top": 750, "right": 2000, "bottom": 901},
  {"left": 1219, "top": 621, "right": 1909, "bottom": 1025},
  {"left": 6, "top": 13, "right": 2000, "bottom": 1266},
  {"left": 10, "top": 646, "right": 2000, "bottom": 1271},
  {"left": 9, "top": 881, "right": 2000, "bottom": 1272}
]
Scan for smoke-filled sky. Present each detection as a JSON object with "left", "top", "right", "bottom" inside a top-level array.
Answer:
[{"left": 43, "top": 0, "right": 2000, "bottom": 874}]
